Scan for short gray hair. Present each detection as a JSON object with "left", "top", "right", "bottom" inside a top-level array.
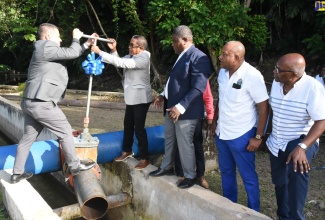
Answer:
[
  {"left": 132, "top": 35, "right": 148, "bottom": 50},
  {"left": 38, "top": 23, "right": 58, "bottom": 39},
  {"left": 172, "top": 25, "right": 193, "bottom": 41}
]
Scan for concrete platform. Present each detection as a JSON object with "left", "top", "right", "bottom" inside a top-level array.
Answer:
[
  {"left": 0, "top": 162, "right": 272, "bottom": 220},
  {"left": 99, "top": 157, "right": 272, "bottom": 220},
  {"left": 0, "top": 169, "right": 60, "bottom": 220}
]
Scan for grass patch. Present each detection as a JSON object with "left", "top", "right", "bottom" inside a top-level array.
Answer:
[{"left": 0, "top": 192, "right": 9, "bottom": 220}]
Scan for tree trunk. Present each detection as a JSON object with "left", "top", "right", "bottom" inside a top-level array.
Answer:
[
  {"left": 244, "top": 0, "right": 252, "bottom": 8},
  {"left": 207, "top": 46, "right": 218, "bottom": 74},
  {"left": 148, "top": 24, "right": 164, "bottom": 89}
]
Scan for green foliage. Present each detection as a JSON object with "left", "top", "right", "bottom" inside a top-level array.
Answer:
[
  {"left": 301, "top": 13, "right": 325, "bottom": 66},
  {"left": 148, "top": 0, "right": 267, "bottom": 55},
  {"left": 120, "top": 0, "right": 147, "bottom": 36},
  {"left": 0, "top": 192, "right": 10, "bottom": 220},
  {"left": 111, "top": 0, "right": 120, "bottom": 39},
  {"left": 0, "top": 0, "right": 323, "bottom": 86},
  {"left": 23, "top": 34, "right": 36, "bottom": 42},
  {"left": 302, "top": 34, "right": 325, "bottom": 59},
  {"left": 17, "top": 82, "right": 26, "bottom": 92},
  {"left": 245, "top": 15, "right": 268, "bottom": 51},
  {"left": 0, "top": 65, "right": 10, "bottom": 71}
]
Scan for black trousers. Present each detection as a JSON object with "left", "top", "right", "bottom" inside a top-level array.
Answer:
[
  {"left": 122, "top": 102, "right": 151, "bottom": 160},
  {"left": 175, "top": 118, "right": 204, "bottom": 177}
]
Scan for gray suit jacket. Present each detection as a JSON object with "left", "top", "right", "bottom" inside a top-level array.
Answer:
[
  {"left": 100, "top": 50, "right": 153, "bottom": 105},
  {"left": 23, "top": 38, "right": 86, "bottom": 104}
]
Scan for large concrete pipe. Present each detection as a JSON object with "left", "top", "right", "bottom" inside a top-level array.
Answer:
[{"left": 0, "top": 125, "right": 164, "bottom": 173}]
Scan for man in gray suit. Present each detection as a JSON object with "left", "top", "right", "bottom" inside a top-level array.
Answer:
[
  {"left": 11, "top": 23, "right": 96, "bottom": 184},
  {"left": 92, "top": 35, "right": 153, "bottom": 170}
]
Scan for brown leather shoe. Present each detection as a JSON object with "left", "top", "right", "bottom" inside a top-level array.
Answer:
[
  {"left": 197, "top": 176, "right": 209, "bottom": 189},
  {"left": 114, "top": 151, "right": 133, "bottom": 162},
  {"left": 135, "top": 159, "right": 150, "bottom": 170}
]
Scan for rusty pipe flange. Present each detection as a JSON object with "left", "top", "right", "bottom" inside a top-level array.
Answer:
[{"left": 63, "top": 161, "right": 101, "bottom": 188}]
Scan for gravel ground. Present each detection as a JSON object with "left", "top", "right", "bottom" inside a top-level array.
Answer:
[{"left": 60, "top": 105, "right": 165, "bottom": 134}]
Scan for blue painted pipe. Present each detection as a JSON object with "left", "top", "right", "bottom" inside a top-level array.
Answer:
[{"left": 0, "top": 125, "right": 165, "bottom": 174}]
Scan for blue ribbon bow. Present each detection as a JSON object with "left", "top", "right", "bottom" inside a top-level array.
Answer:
[{"left": 82, "top": 53, "right": 104, "bottom": 75}]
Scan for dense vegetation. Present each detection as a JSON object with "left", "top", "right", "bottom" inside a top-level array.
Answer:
[{"left": 0, "top": 0, "right": 324, "bottom": 91}]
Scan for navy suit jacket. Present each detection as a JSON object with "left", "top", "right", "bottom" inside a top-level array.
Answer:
[{"left": 166, "top": 45, "right": 211, "bottom": 120}]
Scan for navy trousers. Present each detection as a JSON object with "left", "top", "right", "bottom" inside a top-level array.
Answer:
[{"left": 270, "top": 135, "right": 319, "bottom": 220}]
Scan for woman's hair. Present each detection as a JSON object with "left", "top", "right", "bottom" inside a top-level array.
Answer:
[{"left": 132, "top": 35, "right": 148, "bottom": 50}]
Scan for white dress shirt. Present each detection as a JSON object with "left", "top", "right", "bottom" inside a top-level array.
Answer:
[
  {"left": 161, "top": 46, "right": 192, "bottom": 114},
  {"left": 216, "top": 61, "right": 269, "bottom": 140},
  {"left": 315, "top": 74, "right": 325, "bottom": 88}
]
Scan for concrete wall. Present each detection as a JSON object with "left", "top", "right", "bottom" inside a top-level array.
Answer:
[
  {"left": 98, "top": 158, "right": 271, "bottom": 220},
  {"left": 0, "top": 96, "right": 56, "bottom": 143},
  {"left": 0, "top": 96, "right": 272, "bottom": 220},
  {"left": 0, "top": 169, "right": 60, "bottom": 220}
]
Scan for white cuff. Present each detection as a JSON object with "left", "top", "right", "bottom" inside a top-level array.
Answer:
[
  {"left": 175, "top": 103, "right": 185, "bottom": 114},
  {"left": 83, "top": 42, "right": 91, "bottom": 49}
]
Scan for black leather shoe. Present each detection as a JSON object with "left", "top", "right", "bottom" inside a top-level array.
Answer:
[
  {"left": 149, "top": 168, "right": 174, "bottom": 177},
  {"left": 177, "top": 178, "right": 196, "bottom": 189},
  {"left": 11, "top": 172, "right": 33, "bottom": 184},
  {"left": 70, "top": 160, "right": 96, "bottom": 176}
]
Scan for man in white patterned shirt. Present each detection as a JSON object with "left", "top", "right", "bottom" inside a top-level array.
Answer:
[
  {"left": 315, "top": 65, "right": 325, "bottom": 88},
  {"left": 266, "top": 53, "right": 325, "bottom": 220}
]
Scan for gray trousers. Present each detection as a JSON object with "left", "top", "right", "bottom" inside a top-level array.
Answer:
[
  {"left": 160, "top": 114, "right": 198, "bottom": 179},
  {"left": 13, "top": 99, "right": 80, "bottom": 174}
]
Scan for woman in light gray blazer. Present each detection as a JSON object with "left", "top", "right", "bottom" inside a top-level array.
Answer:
[{"left": 92, "top": 35, "right": 153, "bottom": 170}]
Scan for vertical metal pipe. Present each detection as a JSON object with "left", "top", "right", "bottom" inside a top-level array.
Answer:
[{"left": 82, "top": 39, "right": 97, "bottom": 135}]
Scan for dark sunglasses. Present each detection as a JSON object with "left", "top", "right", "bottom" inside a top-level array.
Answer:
[{"left": 129, "top": 43, "right": 140, "bottom": 48}]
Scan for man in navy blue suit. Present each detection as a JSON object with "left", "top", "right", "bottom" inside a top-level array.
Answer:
[{"left": 149, "top": 25, "right": 212, "bottom": 189}]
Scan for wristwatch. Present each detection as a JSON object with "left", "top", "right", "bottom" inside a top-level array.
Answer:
[
  {"left": 255, "top": 134, "right": 263, "bottom": 140},
  {"left": 298, "top": 143, "right": 307, "bottom": 150}
]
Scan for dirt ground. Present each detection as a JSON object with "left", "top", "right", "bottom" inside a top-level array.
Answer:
[{"left": 61, "top": 103, "right": 325, "bottom": 220}]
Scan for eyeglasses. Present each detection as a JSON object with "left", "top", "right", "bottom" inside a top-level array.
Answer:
[
  {"left": 274, "top": 65, "right": 295, "bottom": 74},
  {"left": 128, "top": 43, "right": 140, "bottom": 48}
]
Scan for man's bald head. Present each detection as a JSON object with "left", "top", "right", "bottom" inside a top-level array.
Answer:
[
  {"left": 224, "top": 41, "right": 245, "bottom": 61},
  {"left": 219, "top": 41, "right": 246, "bottom": 74},
  {"left": 277, "top": 53, "right": 306, "bottom": 77}
]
